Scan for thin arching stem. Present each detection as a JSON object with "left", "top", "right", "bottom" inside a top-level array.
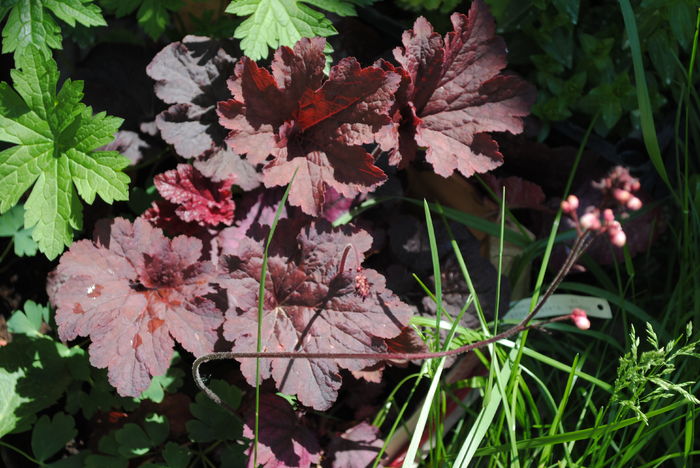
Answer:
[{"left": 193, "top": 231, "right": 594, "bottom": 408}]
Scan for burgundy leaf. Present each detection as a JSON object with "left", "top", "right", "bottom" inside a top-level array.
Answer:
[
  {"left": 323, "top": 422, "right": 384, "bottom": 468},
  {"left": 388, "top": 215, "right": 509, "bottom": 336},
  {"left": 98, "top": 130, "right": 149, "bottom": 165},
  {"left": 387, "top": 0, "right": 536, "bottom": 177},
  {"left": 218, "top": 37, "right": 400, "bottom": 215},
  {"left": 217, "top": 188, "right": 287, "bottom": 255},
  {"left": 142, "top": 200, "right": 211, "bottom": 239},
  {"left": 219, "top": 220, "right": 413, "bottom": 410},
  {"left": 244, "top": 394, "right": 321, "bottom": 468},
  {"left": 49, "top": 218, "right": 222, "bottom": 397},
  {"left": 147, "top": 35, "right": 260, "bottom": 190},
  {"left": 154, "top": 164, "right": 235, "bottom": 227},
  {"left": 351, "top": 326, "right": 428, "bottom": 383},
  {"left": 320, "top": 186, "right": 355, "bottom": 223},
  {"left": 480, "top": 173, "right": 546, "bottom": 210}
]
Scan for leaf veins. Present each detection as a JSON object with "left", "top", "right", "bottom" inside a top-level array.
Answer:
[
  {"left": 218, "top": 37, "right": 399, "bottom": 216},
  {"left": 49, "top": 217, "right": 223, "bottom": 397},
  {"left": 381, "top": 0, "right": 536, "bottom": 178},
  {"left": 218, "top": 220, "right": 413, "bottom": 410}
]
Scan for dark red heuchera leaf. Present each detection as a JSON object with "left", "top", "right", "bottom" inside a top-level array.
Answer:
[
  {"left": 142, "top": 200, "right": 210, "bottom": 239},
  {"left": 154, "top": 164, "right": 235, "bottom": 227},
  {"left": 383, "top": 0, "right": 536, "bottom": 178},
  {"left": 350, "top": 326, "right": 428, "bottom": 383},
  {"left": 218, "top": 37, "right": 400, "bottom": 216},
  {"left": 98, "top": 130, "right": 149, "bottom": 165},
  {"left": 49, "top": 218, "right": 222, "bottom": 397},
  {"left": 147, "top": 36, "right": 260, "bottom": 190},
  {"left": 243, "top": 394, "right": 321, "bottom": 468},
  {"left": 219, "top": 220, "right": 413, "bottom": 410},
  {"left": 480, "top": 173, "right": 546, "bottom": 210},
  {"left": 217, "top": 187, "right": 287, "bottom": 255},
  {"left": 321, "top": 186, "right": 355, "bottom": 223},
  {"left": 323, "top": 422, "right": 384, "bottom": 468}
]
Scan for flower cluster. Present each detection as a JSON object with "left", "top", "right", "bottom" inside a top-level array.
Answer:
[{"left": 561, "top": 166, "right": 643, "bottom": 247}]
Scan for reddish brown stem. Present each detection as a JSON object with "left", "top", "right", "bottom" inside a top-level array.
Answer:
[{"left": 193, "top": 231, "right": 594, "bottom": 409}]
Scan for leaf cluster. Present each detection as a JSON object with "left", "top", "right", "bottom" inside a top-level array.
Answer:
[
  {"left": 0, "top": 0, "right": 106, "bottom": 58},
  {"left": 394, "top": 0, "right": 699, "bottom": 137},
  {"left": 99, "top": 0, "right": 183, "bottom": 39},
  {"left": 225, "top": 0, "right": 375, "bottom": 60}
]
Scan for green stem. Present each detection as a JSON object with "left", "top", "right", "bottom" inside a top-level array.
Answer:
[
  {"left": 0, "top": 439, "right": 41, "bottom": 465},
  {"left": 0, "top": 238, "right": 14, "bottom": 265}
]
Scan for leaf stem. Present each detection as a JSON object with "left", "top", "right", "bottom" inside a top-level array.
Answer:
[
  {"left": 0, "top": 238, "right": 14, "bottom": 265},
  {"left": 0, "top": 440, "right": 41, "bottom": 465}
]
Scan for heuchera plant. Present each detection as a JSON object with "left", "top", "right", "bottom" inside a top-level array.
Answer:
[{"left": 50, "top": 0, "right": 535, "bottom": 427}]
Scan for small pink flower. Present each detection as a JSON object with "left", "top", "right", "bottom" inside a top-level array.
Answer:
[
  {"left": 610, "top": 230, "right": 627, "bottom": 247},
  {"left": 613, "top": 188, "right": 632, "bottom": 203},
  {"left": 580, "top": 213, "right": 601, "bottom": 231},
  {"left": 603, "top": 209, "right": 615, "bottom": 224},
  {"left": 627, "top": 197, "right": 642, "bottom": 210},
  {"left": 570, "top": 308, "right": 591, "bottom": 330}
]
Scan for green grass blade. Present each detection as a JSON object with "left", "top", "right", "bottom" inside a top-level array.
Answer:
[
  {"left": 424, "top": 200, "right": 443, "bottom": 347},
  {"left": 473, "top": 401, "right": 689, "bottom": 456},
  {"left": 253, "top": 169, "right": 296, "bottom": 466},
  {"left": 618, "top": 0, "right": 672, "bottom": 190},
  {"left": 538, "top": 354, "right": 580, "bottom": 466},
  {"left": 453, "top": 346, "right": 519, "bottom": 466}
]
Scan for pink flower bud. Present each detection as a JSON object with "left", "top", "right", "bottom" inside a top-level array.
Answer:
[
  {"left": 560, "top": 200, "right": 571, "bottom": 213},
  {"left": 580, "top": 213, "right": 601, "bottom": 231},
  {"left": 613, "top": 188, "right": 631, "bottom": 203},
  {"left": 566, "top": 195, "right": 579, "bottom": 210},
  {"left": 610, "top": 230, "right": 626, "bottom": 247},
  {"left": 570, "top": 308, "right": 591, "bottom": 330},
  {"left": 630, "top": 180, "right": 641, "bottom": 192},
  {"left": 607, "top": 220, "right": 622, "bottom": 235},
  {"left": 627, "top": 197, "right": 642, "bottom": 210},
  {"left": 603, "top": 209, "right": 615, "bottom": 223}
]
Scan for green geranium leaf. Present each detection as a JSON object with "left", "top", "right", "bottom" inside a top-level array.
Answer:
[
  {"left": 162, "top": 442, "right": 191, "bottom": 468},
  {"left": 186, "top": 379, "right": 242, "bottom": 442},
  {"left": 45, "top": 451, "right": 90, "bottom": 468},
  {"left": 1, "top": 0, "right": 106, "bottom": 57},
  {"left": 137, "top": 353, "right": 184, "bottom": 403},
  {"left": 143, "top": 413, "right": 169, "bottom": 446},
  {"left": 85, "top": 454, "right": 128, "bottom": 468},
  {"left": 31, "top": 412, "right": 78, "bottom": 462},
  {"left": 0, "top": 204, "right": 38, "bottom": 256},
  {"left": 115, "top": 423, "right": 152, "bottom": 457},
  {"left": 0, "top": 46, "right": 130, "bottom": 259},
  {"left": 7, "top": 300, "right": 49, "bottom": 336},
  {"left": 225, "top": 0, "right": 372, "bottom": 60},
  {"left": 0, "top": 335, "right": 75, "bottom": 436},
  {"left": 100, "top": 0, "right": 182, "bottom": 39}
]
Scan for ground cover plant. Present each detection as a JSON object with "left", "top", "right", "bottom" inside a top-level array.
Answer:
[{"left": 0, "top": 0, "right": 699, "bottom": 467}]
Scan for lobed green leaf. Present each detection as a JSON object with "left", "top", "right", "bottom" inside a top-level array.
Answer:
[{"left": 0, "top": 47, "right": 130, "bottom": 259}]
